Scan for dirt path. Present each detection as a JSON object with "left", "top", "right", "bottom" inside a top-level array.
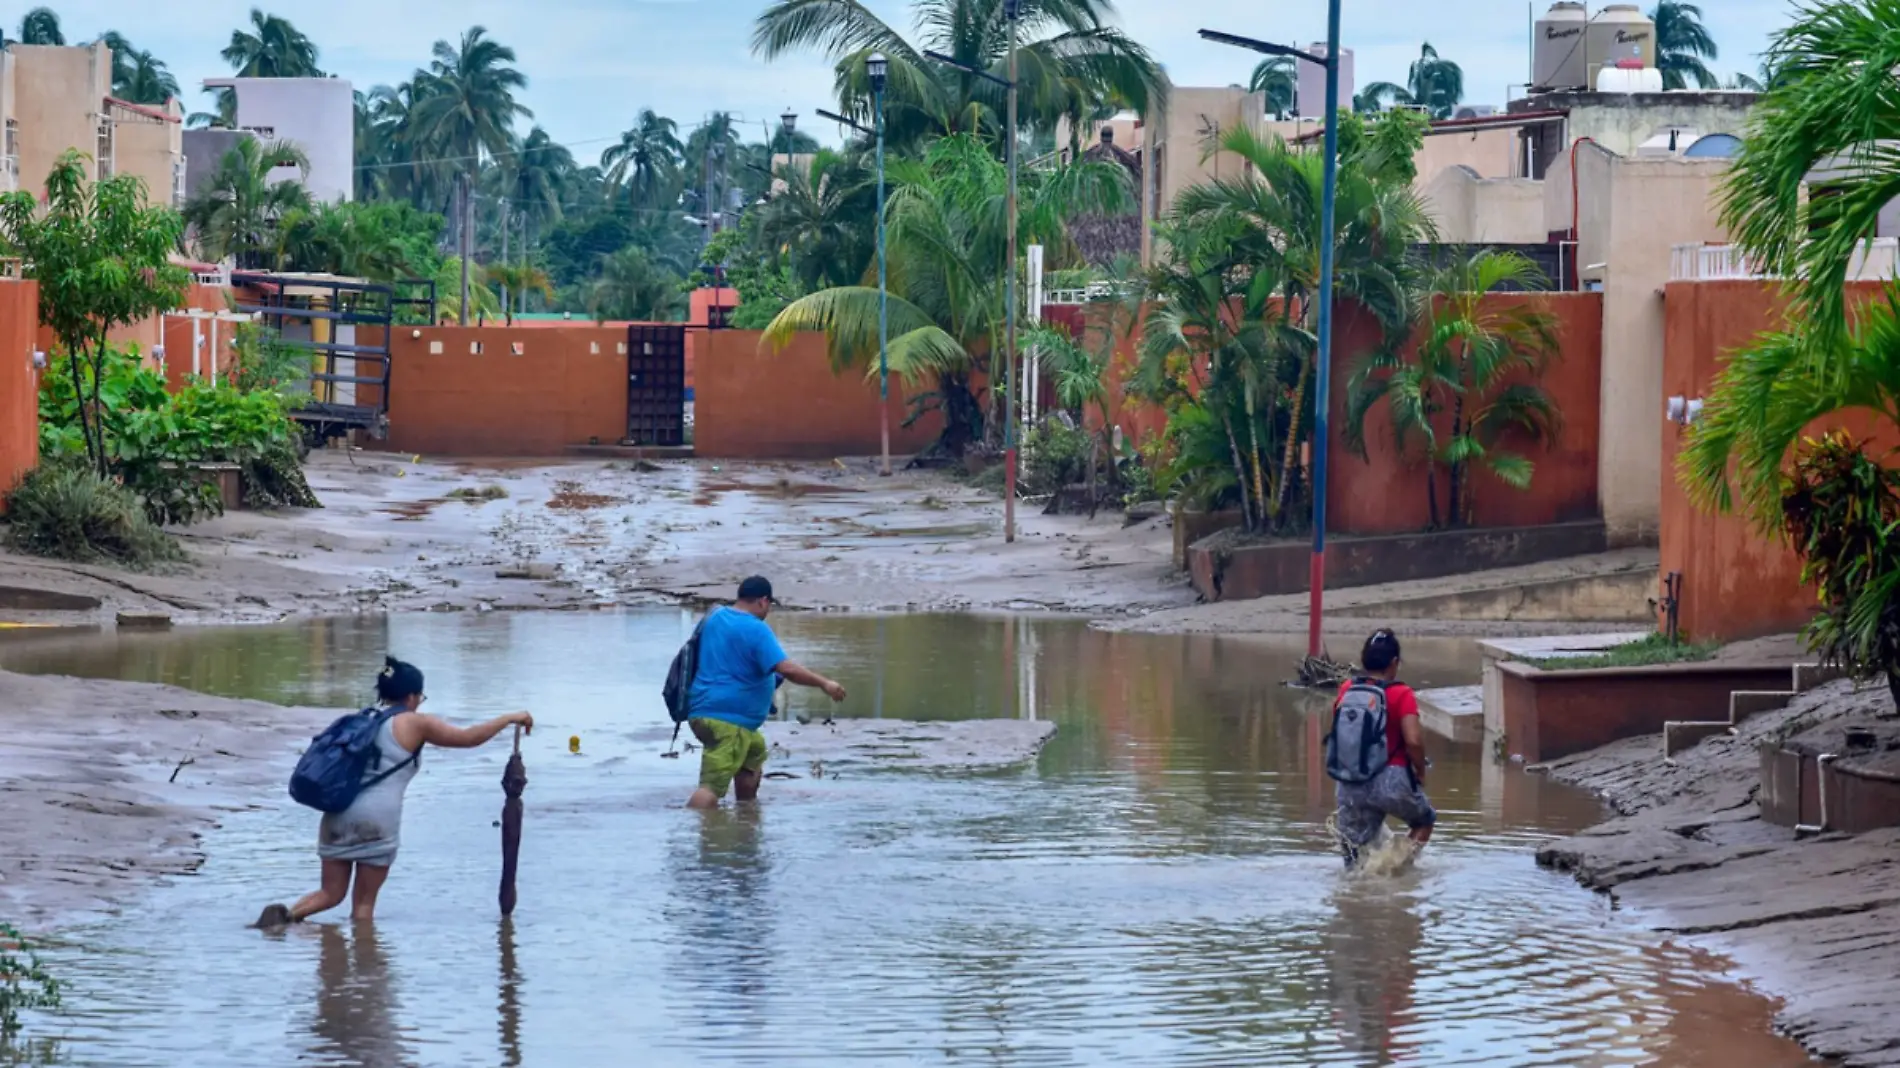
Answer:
[{"left": 1536, "top": 680, "right": 1900, "bottom": 1066}]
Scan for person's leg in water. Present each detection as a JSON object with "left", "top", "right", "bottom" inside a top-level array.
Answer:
[
  {"left": 269, "top": 858, "right": 353, "bottom": 925},
  {"left": 349, "top": 861, "right": 392, "bottom": 921},
  {"left": 1375, "top": 765, "right": 1436, "bottom": 851},
  {"left": 688, "top": 718, "right": 744, "bottom": 809},
  {"left": 1334, "top": 781, "right": 1384, "bottom": 869},
  {"left": 731, "top": 727, "right": 769, "bottom": 803}
]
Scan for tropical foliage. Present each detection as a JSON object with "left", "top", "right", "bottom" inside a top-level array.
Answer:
[
  {"left": 183, "top": 138, "right": 312, "bottom": 268},
  {"left": 0, "top": 151, "right": 187, "bottom": 477},
  {"left": 751, "top": 0, "right": 1167, "bottom": 153},
  {"left": 1345, "top": 251, "right": 1563, "bottom": 529},
  {"left": 1652, "top": 1, "right": 1719, "bottom": 91},
  {"left": 762, "top": 134, "right": 1130, "bottom": 456},
  {"left": 1250, "top": 56, "right": 1298, "bottom": 121},
  {"left": 1362, "top": 43, "right": 1464, "bottom": 119}
]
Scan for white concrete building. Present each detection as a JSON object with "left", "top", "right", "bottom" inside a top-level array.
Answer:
[{"left": 200, "top": 76, "right": 353, "bottom": 203}]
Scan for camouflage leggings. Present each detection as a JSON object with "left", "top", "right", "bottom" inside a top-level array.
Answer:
[{"left": 1334, "top": 765, "right": 1436, "bottom": 851}]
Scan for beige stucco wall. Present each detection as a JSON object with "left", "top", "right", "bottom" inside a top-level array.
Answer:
[
  {"left": 9, "top": 42, "right": 109, "bottom": 197},
  {"left": 1415, "top": 126, "right": 1522, "bottom": 182},
  {"left": 1142, "top": 86, "right": 1267, "bottom": 264},
  {"left": 1420, "top": 166, "right": 1548, "bottom": 244},
  {"left": 110, "top": 100, "right": 183, "bottom": 209},
  {"left": 1566, "top": 94, "right": 1755, "bottom": 158},
  {"left": 0, "top": 52, "right": 15, "bottom": 193},
  {"left": 1573, "top": 144, "right": 1731, "bottom": 544}
]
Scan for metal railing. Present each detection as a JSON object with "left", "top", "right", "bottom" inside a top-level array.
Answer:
[
  {"left": 1043, "top": 281, "right": 1132, "bottom": 305},
  {"left": 1671, "top": 238, "right": 1900, "bottom": 281}
]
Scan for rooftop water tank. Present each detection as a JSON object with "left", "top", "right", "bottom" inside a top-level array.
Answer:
[
  {"left": 1532, "top": 2, "right": 1590, "bottom": 91},
  {"left": 1588, "top": 4, "right": 1656, "bottom": 90},
  {"left": 1683, "top": 133, "right": 1743, "bottom": 158},
  {"left": 1596, "top": 65, "right": 1665, "bottom": 94}
]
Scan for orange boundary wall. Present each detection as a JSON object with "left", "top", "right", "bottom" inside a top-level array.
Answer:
[
  {"left": 382, "top": 326, "right": 629, "bottom": 456},
  {"left": 0, "top": 279, "right": 41, "bottom": 512},
  {"left": 693, "top": 330, "right": 947, "bottom": 459}
]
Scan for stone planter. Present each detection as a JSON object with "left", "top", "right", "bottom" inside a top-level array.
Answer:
[
  {"left": 1171, "top": 505, "right": 1242, "bottom": 571},
  {"left": 1496, "top": 660, "right": 1793, "bottom": 764}
]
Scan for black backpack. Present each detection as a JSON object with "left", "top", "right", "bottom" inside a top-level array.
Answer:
[{"left": 662, "top": 616, "right": 709, "bottom": 746}]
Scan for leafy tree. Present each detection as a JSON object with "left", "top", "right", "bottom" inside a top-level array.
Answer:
[
  {"left": 590, "top": 247, "right": 685, "bottom": 322},
  {"left": 764, "top": 134, "right": 1129, "bottom": 456},
  {"left": 482, "top": 264, "right": 555, "bottom": 323},
  {"left": 1250, "top": 56, "right": 1297, "bottom": 121},
  {"left": 755, "top": 148, "right": 878, "bottom": 291},
  {"left": 183, "top": 138, "right": 312, "bottom": 268},
  {"left": 222, "top": 9, "right": 323, "bottom": 76},
  {"left": 1652, "top": 1, "right": 1719, "bottom": 91},
  {"left": 1345, "top": 250, "right": 1563, "bottom": 529},
  {"left": 602, "top": 109, "right": 685, "bottom": 209},
  {"left": 0, "top": 151, "right": 187, "bottom": 476},
  {"left": 753, "top": 0, "right": 1167, "bottom": 153},
  {"left": 275, "top": 201, "right": 441, "bottom": 280},
  {"left": 1362, "top": 42, "right": 1463, "bottom": 119},
  {"left": 17, "top": 7, "right": 64, "bottom": 45}
]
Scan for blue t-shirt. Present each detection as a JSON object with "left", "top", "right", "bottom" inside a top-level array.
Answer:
[{"left": 687, "top": 607, "right": 789, "bottom": 731}]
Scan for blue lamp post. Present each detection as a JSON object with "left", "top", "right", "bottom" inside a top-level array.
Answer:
[
  {"left": 1201, "top": 4, "right": 1343, "bottom": 658},
  {"left": 869, "top": 52, "right": 892, "bottom": 477}
]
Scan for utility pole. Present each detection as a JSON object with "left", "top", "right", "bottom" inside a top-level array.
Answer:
[
  {"left": 499, "top": 203, "right": 511, "bottom": 319},
  {"left": 1202, "top": 9, "right": 1344, "bottom": 658},
  {"left": 457, "top": 171, "right": 471, "bottom": 326}
]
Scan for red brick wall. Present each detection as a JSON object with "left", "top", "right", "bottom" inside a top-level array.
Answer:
[
  {"left": 383, "top": 326, "right": 629, "bottom": 455},
  {"left": 1659, "top": 280, "right": 1890, "bottom": 641},
  {"left": 693, "top": 329, "right": 945, "bottom": 459},
  {"left": 0, "top": 279, "right": 40, "bottom": 513}
]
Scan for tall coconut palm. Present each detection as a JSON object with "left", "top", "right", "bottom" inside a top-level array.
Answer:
[
  {"left": 183, "top": 139, "right": 312, "bottom": 268},
  {"left": 102, "top": 33, "right": 181, "bottom": 106},
  {"left": 1727, "top": 60, "right": 1790, "bottom": 92},
  {"left": 601, "top": 110, "right": 684, "bottom": 209},
  {"left": 1250, "top": 56, "right": 1297, "bottom": 121},
  {"left": 1652, "top": 1, "right": 1718, "bottom": 91},
  {"left": 411, "top": 26, "right": 532, "bottom": 322},
  {"left": 1362, "top": 42, "right": 1464, "bottom": 119},
  {"left": 752, "top": 0, "right": 1166, "bottom": 153},
  {"left": 764, "top": 134, "right": 1131, "bottom": 455},
  {"left": 1344, "top": 250, "right": 1563, "bottom": 530},
  {"left": 756, "top": 148, "right": 878, "bottom": 291},
  {"left": 17, "top": 7, "right": 64, "bottom": 45},
  {"left": 500, "top": 126, "right": 575, "bottom": 239},
  {"left": 683, "top": 112, "right": 743, "bottom": 227},
  {"left": 222, "top": 9, "right": 323, "bottom": 77}
]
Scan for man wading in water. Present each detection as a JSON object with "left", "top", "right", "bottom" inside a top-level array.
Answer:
[
  {"left": 1326, "top": 629, "right": 1435, "bottom": 868},
  {"left": 685, "top": 576, "right": 846, "bottom": 809}
]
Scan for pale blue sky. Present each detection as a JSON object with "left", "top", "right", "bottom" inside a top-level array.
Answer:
[{"left": 51, "top": 0, "right": 1799, "bottom": 163}]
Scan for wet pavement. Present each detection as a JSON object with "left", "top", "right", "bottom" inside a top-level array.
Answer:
[{"left": 0, "top": 614, "right": 1813, "bottom": 1066}]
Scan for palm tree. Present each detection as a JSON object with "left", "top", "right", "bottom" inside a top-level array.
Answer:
[
  {"left": 183, "top": 139, "right": 313, "bottom": 268},
  {"left": 1250, "top": 56, "right": 1297, "bottom": 121},
  {"left": 499, "top": 126, "right": 575, "bottom": 239},
  {"left": 274, "top": 201, "right": 414, "bottom": 279},
  {"left": 482, "top": 264, "right": 554, "bottom": 323},
  {"left": 683, "top": 112, "right": 743, "bottom": 230},
  {"left": 764, "top": 134, "right": 1131, "bottom": 455},
  {"left": 222, "top": 9, "right": 323, "bottom": 77},
  {"left": 590, "top": 247, "right": 685, "bottom": 322},
  {"left": 752, "top": 0, "right": 1167, "bottom": 153},
  {"left": 411, "top": 26, "right": 532, "bottom": 323},
  {"left": 1652, "top": 1, "right": 1718, "bottom": 91},
  {"left": 1362, "top": 43, "right": 1463, "bottom": 119},
  {"left": 601, "top": 110, "right": 684, "bottom": 209},
  {"left": 17, "top": 8, "right": 64, "bottom": 45},
  {"left": 1345, "top": 250, "right": 1563, "bottom": 530},
  {"left": 755, "top": 148, "right": 878, "bottom": 291},
  {"left": 111, "top": 46, "right": 182, "bottom": 106}
]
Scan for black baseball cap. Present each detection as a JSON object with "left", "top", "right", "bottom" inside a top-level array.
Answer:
[{"left": 737, "top": 576, "right": 777, "bottom": 603}]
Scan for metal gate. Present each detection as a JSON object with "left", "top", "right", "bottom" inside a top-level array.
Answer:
[{"left": 625, "top": 323, "right": 686, "bottom": 446}]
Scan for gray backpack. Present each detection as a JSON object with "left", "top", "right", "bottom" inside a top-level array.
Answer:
[{"left": 1324, "top": 678, "right": 1391, "bottom": 784}]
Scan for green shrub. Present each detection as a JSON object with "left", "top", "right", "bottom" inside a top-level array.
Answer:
[
  {"left": 1022, "top": 420, "right": 1092, "bottom": 497},
  {"left": 0, "top": 924, "right": 60, "bottom": 1037},
  {"left": 3, "top": 462, "right": 183, "bottom": 567},
  {"left": 1781, "top": 430, "right": 1900, "bottom": 709},
  {"left": 242, "top": 439, "right": 321, "bottom": 511}
]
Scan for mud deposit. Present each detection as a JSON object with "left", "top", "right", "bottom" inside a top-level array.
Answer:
[{"left": 0, "top": 614, "right": 1811, "bottom": 1066}]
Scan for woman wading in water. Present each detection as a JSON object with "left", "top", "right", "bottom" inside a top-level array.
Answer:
[{"left": 256, "top": 658, "right": 533, "bottom": 926}]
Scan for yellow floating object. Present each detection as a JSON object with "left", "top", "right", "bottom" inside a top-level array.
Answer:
[{"left": 568, "top": 735, "right": 581, "bottom": 754}]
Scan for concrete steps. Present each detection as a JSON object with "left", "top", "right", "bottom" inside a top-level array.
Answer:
[
  {"left": 1661, "top": 663, "right": 1849, "bottom": 759},
  {"left": 1417, "top": 685, "right": 1483, "bottom": 743}
]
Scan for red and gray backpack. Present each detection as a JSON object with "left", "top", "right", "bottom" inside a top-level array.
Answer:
[{"left": 1324, "top": 678, "right": 1391, "bottom": 784}]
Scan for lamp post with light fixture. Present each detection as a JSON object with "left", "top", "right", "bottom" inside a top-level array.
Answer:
[{"left": 869, "top": 52, "right": 892, "bottom": 476}]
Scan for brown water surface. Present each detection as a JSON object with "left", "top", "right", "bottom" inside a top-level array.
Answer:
[{"left": 0, "top": 614, "right": 1812, "bottom": 1066}]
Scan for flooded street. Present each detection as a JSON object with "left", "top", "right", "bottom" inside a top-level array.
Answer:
[{"left": 0, "top": 614, "right": 1811, "bottom": 1066}]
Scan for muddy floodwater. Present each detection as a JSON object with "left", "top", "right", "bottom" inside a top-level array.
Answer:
[{"left": 0, "top": 614, "right": 1812, "bottom": 1067}]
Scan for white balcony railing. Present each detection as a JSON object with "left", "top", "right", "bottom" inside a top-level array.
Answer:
[
  {"left": 1672, "top": 238, "right": 1900, "bottom": 281},
  {"left": 1043, "top": 281, "right": 1131, "bottom": 306}
]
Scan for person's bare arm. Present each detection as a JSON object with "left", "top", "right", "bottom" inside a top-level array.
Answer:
[
  {"left": 774, "top": 660, "right": 846, "bottom": 702},
  {"left": 415, "top": 711, "right": 534, "bottom": 749},
  {"left": 1400, "top": 715, "right": 1427, "bottom": 782}
]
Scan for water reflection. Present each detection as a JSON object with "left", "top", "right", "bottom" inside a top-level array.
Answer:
[
  {"left": 310, "top": 923, "right": 408, "bottom": 1068},
  {"left": 0, "top": 613, "right": 1815, "bottom": 1066}
]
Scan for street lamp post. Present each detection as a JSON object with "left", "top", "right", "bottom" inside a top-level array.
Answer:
[
  {"left": 1201, "top": 4, "right": 1343, "bottom": 659},
  {"left": 924, "top": 3, "right": 1020, "bottom": 542},
  {"left": 868, "top": 52, "right": 892, "bottom": 477}
]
